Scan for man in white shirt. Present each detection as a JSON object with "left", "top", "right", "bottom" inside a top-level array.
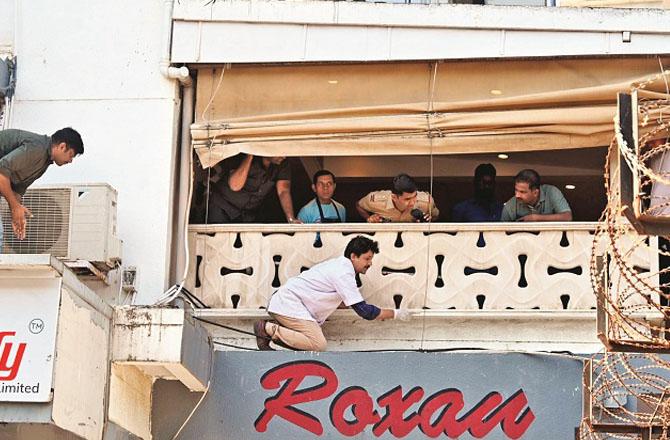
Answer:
[{"left": 253, "top": 236, "right": 411, "bottom": 351}]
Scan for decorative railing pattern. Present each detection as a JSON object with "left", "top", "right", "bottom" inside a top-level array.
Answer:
[{"left": 184, "top": 223, "right": 632, "bottom": 311}]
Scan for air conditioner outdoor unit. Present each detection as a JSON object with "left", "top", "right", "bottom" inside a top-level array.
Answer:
[{"left": 0, "top": 183, "right": 122, "bottom": 268}]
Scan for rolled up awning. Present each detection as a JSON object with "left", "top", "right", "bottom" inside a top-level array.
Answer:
[{"left": 192, "top": 58, "right": 670, "bottom": 168}]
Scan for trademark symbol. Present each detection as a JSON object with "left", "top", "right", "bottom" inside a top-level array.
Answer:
[{"left": 29, "top": 319, "right": 44, "bottom": 334}]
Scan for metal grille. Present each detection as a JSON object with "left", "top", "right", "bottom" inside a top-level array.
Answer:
[{"left": 0, "top": 187, "right": 71, "bottom": 256}]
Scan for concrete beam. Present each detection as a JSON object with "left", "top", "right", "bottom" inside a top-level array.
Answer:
[{"left": 172, "top": 1, "right": 670, "bottom": 63}]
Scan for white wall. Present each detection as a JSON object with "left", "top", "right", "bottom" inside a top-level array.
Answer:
[
  {"left": 10, "top": 0, "right": 180, "bottom": 303},
  {"left": 0, "top": 0, "right": 13, "bottom": 53}
]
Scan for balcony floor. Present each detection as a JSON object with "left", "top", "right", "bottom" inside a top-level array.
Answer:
[{"left": 195, "top": 309, "right": 600, "bottom": 353}]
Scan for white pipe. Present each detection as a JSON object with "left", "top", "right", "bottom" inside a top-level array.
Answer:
[
  {"left": 162, "top": 65, "right": 192, "bottom": 87},
  {"left": 174, "top": 84, "right": 194, "bottom": 285},
  {"left": 160, "top": 0, "right": 192, "bottom": 86},
  {"left": 161, "top": 0, "right": 193, "bottom": 286}
]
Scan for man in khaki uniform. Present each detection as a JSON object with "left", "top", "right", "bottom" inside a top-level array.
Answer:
[{"left": 356, "top": 173, "right": 439, "bottom": 223}]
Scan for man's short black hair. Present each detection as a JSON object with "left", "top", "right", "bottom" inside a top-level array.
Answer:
[
  {"left": 391, "top": 173, "right": 417, "bottom": 195},
  {"left": 52, "top": 127, "right": 84, "bottom": 156},
  {"left": 313, "top": 169, "right": 335, "bottom": 185},
  {"left": 515, "top": 169, "right": 541, "bottom": 190},
  {"left": 475, "top": 163, "right": 496, "bottom": 179},
  {"left": 344, "top": 236, "right": 379, "bottom": 258}
]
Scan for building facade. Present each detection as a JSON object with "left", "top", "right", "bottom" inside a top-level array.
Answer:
[{"left": 1, "top": 0, "right": 669, "bottom": 438}]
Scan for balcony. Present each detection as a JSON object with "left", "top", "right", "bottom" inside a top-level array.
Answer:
[{"left": 184, "top": 222, "right": 636, "bottom": 352}]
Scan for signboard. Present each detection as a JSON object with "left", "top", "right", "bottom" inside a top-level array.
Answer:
[
  {"left": 0, "top": 277, "right": 61, "bottom": 402},
  {"left": 179, "top": 351, "right": 584, "bottom": 439}
]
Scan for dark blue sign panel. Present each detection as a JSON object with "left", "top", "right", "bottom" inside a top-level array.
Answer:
[{"left": 181, "top": 351, "right": 583, "bottom": 439}]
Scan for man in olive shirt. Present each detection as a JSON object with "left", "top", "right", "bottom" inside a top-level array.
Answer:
[
  {"left": 356, "top": 173, "right": 439, "bottom": 223},
  {"left": 500, "top": 169, "right": 572, "bottom": 222},
  {"left": 0, "top": 128, "right": 84, "bottom": 246}
]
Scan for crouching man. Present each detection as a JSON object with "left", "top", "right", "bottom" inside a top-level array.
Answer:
[{"left": 254, "top": 236, "right": 410, "bottom": 351}]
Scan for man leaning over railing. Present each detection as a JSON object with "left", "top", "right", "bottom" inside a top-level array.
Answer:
[
  {"left": 500, "top": 169, "right": 572, "bottom": 222},
  {"left": 356, "top": 173, "right": 439, "bottom": 223},
  {"left": 0, "top": 127, "right": 84, "bottom": 247}
]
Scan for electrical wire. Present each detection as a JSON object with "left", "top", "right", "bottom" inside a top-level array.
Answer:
[
  {"left": 200, "top": 65, "right": 226, "bottom": 122},
  {"left": 419, "top": 61, "right": 439, "bottom": 350},
  {"left": 659, "top": 57, "right": 669, "bottom": 96},
  {"left": 154, "top": 120, "right": 196, "bottom": 306},
  {"left": 193, "top": 316, "right": 270, "bottom": 340},
  {"left": 171, "top": 336, "right": 215, "bottom": 440}
]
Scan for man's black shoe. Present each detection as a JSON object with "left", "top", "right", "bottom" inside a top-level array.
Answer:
[{"left": 254, "top": 320, "right": 274, "bottom": 351}]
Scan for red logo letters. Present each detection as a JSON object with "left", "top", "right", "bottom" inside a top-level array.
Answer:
[
  {"left": 255, "top": 360, "right": 535, "bottom": 438},
  {"left": 255, "top": 361, "right": 339, "bottom": 435},
  {"left": 0, "top": 331, "right": 26, "bottom": 381}
]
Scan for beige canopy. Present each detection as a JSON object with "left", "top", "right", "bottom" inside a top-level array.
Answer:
[{"left": 192, "top": 58, "right": 670, "bottom": 168}]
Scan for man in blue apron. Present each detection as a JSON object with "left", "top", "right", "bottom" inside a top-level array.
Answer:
[{"left": 297, "top": 170, "right": 346, "bottom": 223}]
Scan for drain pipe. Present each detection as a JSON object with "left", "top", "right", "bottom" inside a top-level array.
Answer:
[
  {"left": 160, "top": 0, "right": 192, "bottom": 86},
  {"left": 173, "top": 84, "right": 194, "bottom": 286},
  {"left": 161, "top": 0, "right": 194, "bottom": 285}
]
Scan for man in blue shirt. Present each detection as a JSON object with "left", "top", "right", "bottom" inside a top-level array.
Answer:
[
  {"left": 452, "top": 163, "right": 503, "bottom": 222},
  {"left": 297, "top": 170, "right": 346, "bottom": 223}
]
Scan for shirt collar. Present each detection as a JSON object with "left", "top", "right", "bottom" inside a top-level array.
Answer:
[
  {"left": 385, "top": 193, "right": 397, "bottom": 211},
  {"left": 46, "top": 136, "right": 54, "bottom": 164},
  {"left": 536, "top": 185, "right": 546, "bottom": 207},
  {"left": 522, "top": 185, "right": 545, "bottom": 210},
  {"left": 339, "top": 255, "right": 355, "bottom": 270}
]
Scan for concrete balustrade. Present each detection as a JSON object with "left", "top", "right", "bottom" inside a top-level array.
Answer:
[{"left": 185, "top": 222, "right": 615, "bottom": 311}]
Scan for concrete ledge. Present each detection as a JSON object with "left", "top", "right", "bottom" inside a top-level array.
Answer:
[
  {"left": 189, "top": 221, "right": 599, "bottom": 233},
  {"left": 0, "top": 254, "right": 60, "bottom": 277},
  {"left": 195, "top": 309, "right": 600, "bottom": 353},
  {"left": 112, "top": 307, "right": 212, "bottom": 392}
]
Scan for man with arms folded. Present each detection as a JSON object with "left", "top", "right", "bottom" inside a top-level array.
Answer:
[
  {"left": 0, "top": 127, "right": 84, "bottom": 247},
  {"left": 501, "top": 169, "right": 572, "bottom": 222},
  {"left": 297, "top": 169, "right": 346, "bottom": 223},
  {"left": 253, "top": 236, "right": 410, "bottom": 351},
  {"left": 356, "top": 173, "right": 439, "bottom": 223},
  {"left": 207, "top": 153, "right": 300, "bottom": 223}
]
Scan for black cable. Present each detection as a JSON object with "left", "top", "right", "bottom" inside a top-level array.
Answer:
[
  {"left": 351, "top": 347, "right": 488, "bottom": 353},
  {"left": 194, "top": 316, "right": 271, "bottom": 340},
  {"left": 196, "top": 319, "right": 578, "bottom": 356},
  {"left": 181, "top": 288, "right": 209, "bottom": 309}
]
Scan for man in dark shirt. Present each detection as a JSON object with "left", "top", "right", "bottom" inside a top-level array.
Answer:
[
  {"left": 452, "top": 163, "right": 503, "bottom": 222},
  {"left": 206, "top": 153, "right": 300, "bottom": 223},
  {"left": 0, "top": 128, "right": 84, "bottom": 245}
]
